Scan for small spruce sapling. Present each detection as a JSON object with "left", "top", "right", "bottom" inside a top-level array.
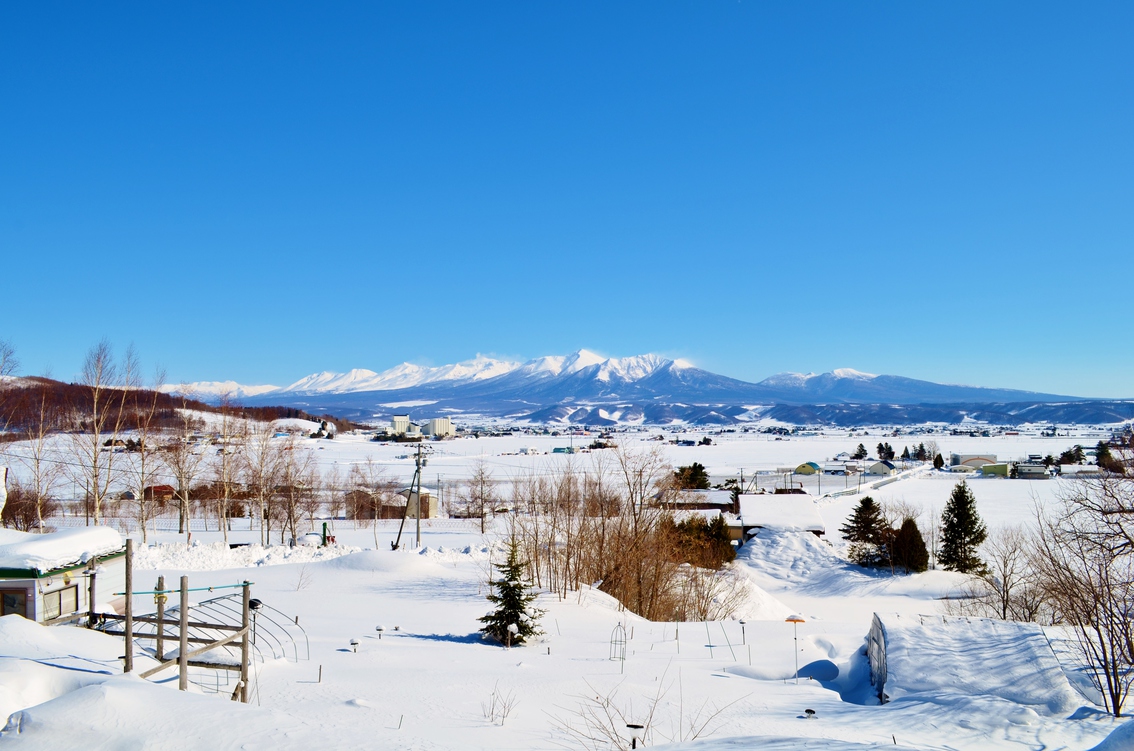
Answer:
[{"left": 479, "top": 537, "right": 545, "bottom": 646}]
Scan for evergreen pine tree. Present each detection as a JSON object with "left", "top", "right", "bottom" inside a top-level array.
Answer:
[
  {"left": 674, "top": 462, "right": 711, "bottom": 489},
  {"left": 938, "top": 482, "right": 987, "bottom": 573},
  {"left": 901, "top": 446, "right": 911, "bottom": 460},
  {"left": 852, "top": 443, "right": 868, "bottom": 460},
  {"left": 933, "top": 453, "right": 945, "bottom": 470},
  {"left": 890, "top": 518, "right": 929, "bottom": 574},
  {"left": 839, "top": 496, "right": 884, "bottom": 566},
  {"left": 479, "top": 537, "right": 545, "bottom": 646}
]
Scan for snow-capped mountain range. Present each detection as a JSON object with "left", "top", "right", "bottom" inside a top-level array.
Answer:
[{"left": 159, "top": 349, "right": 1119, "bottom": 426}]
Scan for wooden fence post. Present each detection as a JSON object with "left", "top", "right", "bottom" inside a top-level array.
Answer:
[
  {"left": 124, "top": 539, "right": 133, "bottom": 673},
  {"left": 87, "top": 556, "right": 98, "bottom": 628},
  {"left": 178, "top": 576, "right": 189, "bottom": 691},
  {"left": 240, "top": 581, "right": 250, "bottom": 703},
  {"left": 155, "top": 575, "right": 166, "bottom": 662}
]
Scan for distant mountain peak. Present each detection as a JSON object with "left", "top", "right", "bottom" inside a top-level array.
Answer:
[
  {"left": 759, "top": 368, "right": 877, "bottom": 387},
  {"left": 831, "top": 368, "right": 877, "bottom": 380}
]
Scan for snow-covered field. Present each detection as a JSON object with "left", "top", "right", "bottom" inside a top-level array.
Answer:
[
  {"left": 2, "top": 429, "right": 1131, "bottom": 749},
  {"left": 0, "top": 516, "right": 1129, "bottom": 749}
]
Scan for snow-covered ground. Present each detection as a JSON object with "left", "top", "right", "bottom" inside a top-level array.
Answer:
[
  {"left": 0, "top": 516, "right": 1129, "bottom": 749},
  {"left": 2, "top": 430, "right": 1131, "bottom": 748}
]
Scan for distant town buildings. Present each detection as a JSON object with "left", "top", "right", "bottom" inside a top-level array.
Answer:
[{"left": 385, "top": 415, "right": 455, "bottom": 438}]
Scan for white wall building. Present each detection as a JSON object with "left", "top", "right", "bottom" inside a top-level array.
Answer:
[{"left": 425, "top": 417, "right": 454, "bottom": 437}]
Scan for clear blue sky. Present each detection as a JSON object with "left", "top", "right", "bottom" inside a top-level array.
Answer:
[{"left": 2, "top": 2, "right": 1131, "bottom": 396}]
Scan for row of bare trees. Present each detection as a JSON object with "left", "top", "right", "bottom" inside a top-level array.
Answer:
[
  {"left": 486, "top": 447, "right": 746, "bottom": 623},
  {"left": 1, "top": 340, "right": 372, "bottom": 543},
  {"left": 946, "top": 470, "right": 1134, "bottom": 716}
]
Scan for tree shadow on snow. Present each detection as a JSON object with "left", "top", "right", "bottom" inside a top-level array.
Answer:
[{"left": 401, "top": 632, "right": 484, "bottom": 644}]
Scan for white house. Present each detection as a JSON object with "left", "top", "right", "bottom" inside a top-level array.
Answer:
[
  {"left": 867, "top": 460, "right": 898, "bottom": 476},
  {"left": 0, "top": 527, "right": 126, "bottom": 624}
]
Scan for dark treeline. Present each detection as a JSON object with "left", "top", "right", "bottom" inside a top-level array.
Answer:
[{"left": 0, "top": 377, "right": 357, "bottom": 437}]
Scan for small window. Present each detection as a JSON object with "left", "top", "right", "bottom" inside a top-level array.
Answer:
[
  {"left": 42, "top": 585, "right": 79, "bottom": 621},
  {"left": 1, "top": 590, "right": 28, "bottom": 618}
]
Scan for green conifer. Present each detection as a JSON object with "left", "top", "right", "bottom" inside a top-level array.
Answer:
[
  {"left": 839, "top": 496, "right": 884, "bottom": 566},
  {"left": 890, "top": 518, "right": 929, "bottom": 574},
  {"left": 479, "top": 537, "right": 545, "bottom": 646},
  {"left": 938, "top": 481, "right": 987, "bottom": 573}
]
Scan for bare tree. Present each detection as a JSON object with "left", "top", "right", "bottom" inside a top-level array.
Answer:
[
  {"left": 68, "top": 341, "right": 133, "bottom": 526},
  {"left": 160, "top": 403, "right": 207, "bottom": 540},
  {"left": 948, "top": 526, "right": 1049, "bottom": 623},
  {"left": 243, "top": 424, "right": 284, "bottom": 545},
  {"left": 462, "top": 460, "right": 497, "bottom": 534},
  {"left": 0, "top": 338, "right": 17, "bottom": 377},
  {"left": 1032, "top": 476, "right": 1134, "bottom": 716},
  {"left": 278, "top": 435, "right": 318, "bottom": 543},
  {"left": 13, "top": 384, "right": 64, "bottom": 531},
  {"left": 349, "top": 457, "right": 398, "bottom": 548},
  {"left": 122, "top": 367, "right": 167, "bottom": 542},
  {"left": 211, "top": 393, "right": 245, "bottom": 546}
]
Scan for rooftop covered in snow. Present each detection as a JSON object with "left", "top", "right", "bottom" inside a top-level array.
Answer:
[
  {"left": 0, "top": 527, "right": 124, "bottom": 575},
  {"left": 738, "top": 493, "right": 825, "bottom": 535}
]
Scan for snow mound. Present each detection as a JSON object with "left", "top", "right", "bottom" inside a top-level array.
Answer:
[
  {"left": 658, "top": 737, "right": 921, "bottom": 750},
  {"left": 731, "top": 568, "right": 795, "bottom": 621},
  {"left": 133, "top": 541, "right": 362, "bottom": 571},
  {"left": 0, "top": 615, "right": 121, "bottom": 662},
  {"left": 0, "top": 674, "right": 317, "bottom": 748},
  {"left": 1090, "top": 720, "right": 1134, "bottom": 751},
  {"left": 0, "top": 616, "right": 127, "bottom": 720},
  {"left": 878, "top": 613, "right": 1082, "bottom": 715}
]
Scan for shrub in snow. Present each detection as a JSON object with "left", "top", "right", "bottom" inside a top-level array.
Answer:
[
  {"left": 890, "top": 518, "right": 929, "bottom": 574},
  {"left": 479, "top": 537, "right": 544, "bottom": 646}
]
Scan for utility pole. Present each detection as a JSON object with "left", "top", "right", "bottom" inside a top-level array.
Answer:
[
  {"left": 392, "top": 443, "right": 427, "bottom": 551},
  {"left": 415, "top": 444, "right": 425, "bottom": 549}
]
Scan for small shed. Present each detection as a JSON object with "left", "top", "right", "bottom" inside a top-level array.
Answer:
[
  {"left": 0, "top": 527, "right": 126, "bottom": 624},
  {"left": 398, "top": 487, "right": 439, "bottom": 519},
  {"left": 1016, "top": 463, "right": 1052, "bottom": 480},
  {"left": 738, "top": 494, "right": 825, "bottom": 537},
  {"left": 867, "top": 460, "right": 898, "bottom": 477},
  {"left": 794, "top": 462, "right": 820, "bottom": 475},
  {"left": 980, "top": 463, "right": 1011, "bottom": 477}
]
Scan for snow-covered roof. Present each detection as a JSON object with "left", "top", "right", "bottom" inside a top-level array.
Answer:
[
  {"left": 671, "top": 489, "right": 733, "bottom": 506},
  {"left": 0, "top": 527, "right": 124, "bottom": 574},
  {"left": 738, "top": 494, "right": 825, "bottom": 533},
  {"left": 875, "top": 613, "right": 1079, "bottom": 715}
]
